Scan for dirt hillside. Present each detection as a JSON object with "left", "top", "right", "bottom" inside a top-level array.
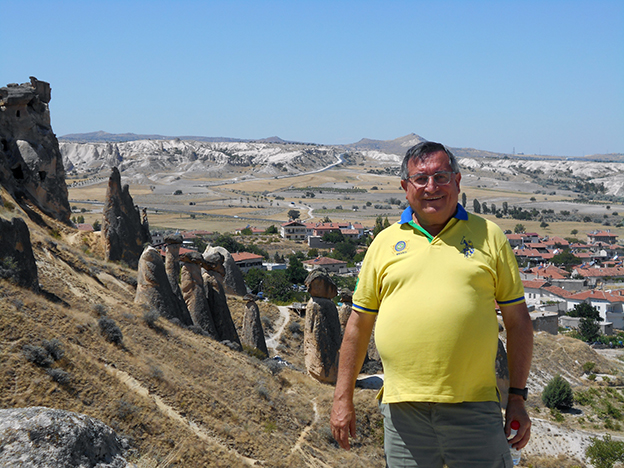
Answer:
[{"left": 1, "top": 189, "right": 624, "bottom": 467}]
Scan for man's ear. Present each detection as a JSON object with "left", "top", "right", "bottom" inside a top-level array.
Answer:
[
  {"left": 454, "top": 172, "right": 461, "bottom": 190},
  {"left": 400, "top": 179, "right": 408, "bottom": 192}
]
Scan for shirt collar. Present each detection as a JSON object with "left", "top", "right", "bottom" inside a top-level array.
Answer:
[{"left": 398, "top": 203, "right": 468, "bottom": 225}]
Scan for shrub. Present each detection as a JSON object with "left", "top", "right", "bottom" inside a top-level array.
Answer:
[
  {"left": 262, "top": 358, "right": 283, "bottom": 376},
  {"left": 542, "top": 374, "right": 573, "bottom": 410},
  {"left": 42, "top": 339, "right": 64, "bottom": 361},
  {"left": 98, "top": 317, "right": 123, "bottom": 344},
  {"left": 116, "top": 399, "right": 139, "bottom": 421},
  {"left": 46, "top": 368, "right": 72, "bottom": 385},
  {"left": 143, "top": 309, "right": 160, "bottom": 329},
  {"left": 93, "top": 303, "right": 108, "bottom": 316},
  {"left": 586, "top": 434, "right": 624, "bottom": 468},
  {"left": 287, "top": 321, "right": 302, "bottom": 335},
  {"left": 583, "top": 361, "right": 596, "bottom": 374},
  {"left": 22, "top": 345, "right": 53, "bottom": 367}
]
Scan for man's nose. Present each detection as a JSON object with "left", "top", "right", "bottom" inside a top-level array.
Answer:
[{"left": 424, "top": 175, "right": 438, "bottom": 190}]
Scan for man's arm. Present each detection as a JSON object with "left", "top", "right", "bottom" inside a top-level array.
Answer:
[
  {"left": 500, "top": 301, "right": 533, "bottom": 449},
  {"left": 330, "top": 310, "right": 377, "bottom": 450}
]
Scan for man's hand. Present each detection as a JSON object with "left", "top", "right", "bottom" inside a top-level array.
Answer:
[
  {"left": 330, "top": 397, "right": 357, "bottom": 450},
  {"left": 505, "top": 396, "right": 531, "bottom": 449}
]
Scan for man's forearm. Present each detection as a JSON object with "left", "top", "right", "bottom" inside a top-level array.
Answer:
[
  {"left": 334, "top": 311, "right": 376, "bottom": 400},
  {"left": 331, "top": 310, "right": 376, "bottom": 450},
  {"left": 501, "top": 302, "right": 533, "bottom": 388}
]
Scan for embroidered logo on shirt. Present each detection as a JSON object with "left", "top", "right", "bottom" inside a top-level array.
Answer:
[
  {"left": 460, "top": 236, "right": 474, "bottom": 258},
  {"left": 394, "top": 240, "right": 407, "bottom": 254}
]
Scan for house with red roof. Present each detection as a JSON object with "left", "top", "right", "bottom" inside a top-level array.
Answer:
[
  {"left": 76, "top": 223, "right": 94, "bottom": 232},
  {"left": 543, "top": 236, "right": 570, "bottom": 248},
  {"left": 572, "top": 265, "right": 624, "bottom": 287},
  {"left": 566, "top": 288, "right": 624, "bottom": 328},
  {"left": 587, "top": 230, "right": 619, "bottom": 245},
  {"left": 280, "top": 220, "right": 307, "bottom": 240},
  {"left": 231, "top": 252, "right": 264, "bottom": 272},
  {"left": 302, "top": 256, "right": 347, "bottom": 273}
]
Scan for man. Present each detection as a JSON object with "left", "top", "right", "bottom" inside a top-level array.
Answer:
[{"left": 330, "top": 141, "right": 533, "bottom": 467}]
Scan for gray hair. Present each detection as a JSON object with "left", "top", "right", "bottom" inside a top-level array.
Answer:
[{"left": 400, "top": 141, "right": 460, "bottom": 180}]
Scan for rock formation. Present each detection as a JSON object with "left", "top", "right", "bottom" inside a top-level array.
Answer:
[
  {"left": 0, "top": 216, "right": 39, "bottom": 291},
  {"left": 337, "top": 288, "right": 353, "bottom": 333},
  {"left": 0, "top": 78, "right": 71, "bottom": 223},
  {"left": 203, "top": 269, "right": 241, "bottom": 347},
  {"left": 203, "top": 245, "right": 247, "bottom": 296},
  {"left": 303, "top": 269, "right": 341, "bottom": 383},
  {"left": 304, "top": 298, "right": 342, "bottom": 384},
  {"left": 0, "top": 406, "right": 129, "bottom": 467},
  {"left": 180, "top": 251, "right": 218, "bottom": 338},
  {"left": 135, "top": 246, "right": 193, "bottom": 326},
  {"left": 102, "top": 167, "right": 151, "bottom": 268},
  {"left": 305, "top": 268, "right": 338, "bottom": 299},
  {"left": 164, "top": 234, "right": 188, "bottom": 309},
  {"left": 241, "top": 300, "right": 268, "bottom": 358}
]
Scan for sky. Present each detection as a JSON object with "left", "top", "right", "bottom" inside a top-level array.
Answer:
[{"left": 2, "top": 0, "right": 622, "bottom": 157}]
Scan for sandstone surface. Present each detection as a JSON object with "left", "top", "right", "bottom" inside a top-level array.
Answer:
[
  {"left": 135, "top": 246, "right": 193, "bottom": 326},
  {"left": 304, "top": 297, "right": 342, "bottom": 384},
  {"left": 0, "top": 77, "right": 71, "bottom": 223},
  {"left": 102, "top": 167, "right": 151, "bottom": 269},
  {"left": 0, "top": 216, "right": 39, "bottom": 291},
  {"left": 0, "top": 406, "right": 129, "bottom": 467},
  {"left": 241, "top": 300, "right": 268, "bottom": 358}
]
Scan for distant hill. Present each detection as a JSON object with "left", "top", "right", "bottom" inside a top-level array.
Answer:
[{"left": 60, "top": 131, "right": 246, "bottom": 144}]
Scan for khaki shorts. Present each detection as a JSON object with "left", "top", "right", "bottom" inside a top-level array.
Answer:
[{"left": 380, "top": 401, "right": 513, "bottom": 468}]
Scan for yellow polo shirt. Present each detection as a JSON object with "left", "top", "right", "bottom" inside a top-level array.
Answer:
[{"left": 353, "top": 205, "right": 525, "bottom": 404}]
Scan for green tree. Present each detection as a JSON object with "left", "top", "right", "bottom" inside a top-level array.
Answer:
[
  {"left": 332, "top": 241, "right": 357, "bottom": 262},
  {"left": 265, "top": 225, "right": 278, "bottom": 234},
  {"left": 586, "top": 435, "right": 624, "bottom": 468},
  {"left": 541, "top": 374, "right": 573, "bottom": 410},
  {"left": 551, "top": 250, "right": 580, "bottom": 270},
  {"left": 286, "top": 255, "right": 308, "bottom": 284},
  {"left": 570, "top": 229, "right": 578, "bottom": 236},
  {"left": 502, "top": 201, "right": 508, "bottom": 215},
  {"left": 473, "top": 199, "right": 481, "bottom": 214},
  {"left": 540, "top": 220, "right": 549, "bottom": 228},
  {"left": 264, "top": 270, "right": 293, "bottom": 302},
  {"left": 322, "top": 231, "right": 345, "bottom": 244},
  {"left": 92, "top": 220, "right": 101, "bottom": 231},
  {"left": 241, "top": 227, "right": 253, "bottom": 235},
  {"left": 579, "top": 317, "right": 601, "bottom": 342},
  {"left": 287, "top": 209, "right": 300, "bottom": 220},
  {"left": 514, "top": 224, "right": 525, "bottom": 234},
  {"left": 244, "top": 268, "right": 266, "bottom": 294},
  {"left": 372, "top": 216, "right": 385, "bottom": 237},
  {"left": 383, "top": 217, "right": 391, "bottom": 229},
  {"left": 461, "top": 192, "right": 467, "bottom": 207},
  {"left": 568, "top": 302, "right": 602, "bottom": 321},
  {"left": 307, "top": 248, "right": 319, "bottom": 259}
]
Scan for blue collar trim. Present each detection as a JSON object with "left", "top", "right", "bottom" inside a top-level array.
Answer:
[{"left": 398, "top": 203, "right": 468, "bottom": 225}]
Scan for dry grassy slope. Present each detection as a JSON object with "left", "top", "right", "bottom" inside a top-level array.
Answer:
[
  {"left": 4, "top": 190, "right": 624, "bottom": 467},
  {"left": 0, "top": 195, "right": 384, "bottom": 467}
]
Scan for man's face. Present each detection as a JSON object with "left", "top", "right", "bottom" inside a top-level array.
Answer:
[{"left": 400, "top": 150, "right": 461, "bottom": 229}]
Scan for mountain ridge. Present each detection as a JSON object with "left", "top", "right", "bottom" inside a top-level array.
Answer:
[{"left": 60, "top": 131, "right": 623, "bottom": 161}]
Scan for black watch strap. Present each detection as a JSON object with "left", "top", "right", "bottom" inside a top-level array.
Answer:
[{"left": 508, "top": 387, "right": 528, "bottom": 400}]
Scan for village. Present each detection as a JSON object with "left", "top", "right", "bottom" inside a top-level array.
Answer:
[{"left": 72, "top": 210, "right": 624, "bottom": 339}]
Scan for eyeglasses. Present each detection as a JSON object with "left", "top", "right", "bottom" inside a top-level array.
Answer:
[{"left": 406, "top": 171, "right": 455, "bottom": 188}]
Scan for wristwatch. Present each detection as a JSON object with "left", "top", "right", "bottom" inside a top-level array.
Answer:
[{"left": 508, "top": 387, "right": 528, "bottom": 400}]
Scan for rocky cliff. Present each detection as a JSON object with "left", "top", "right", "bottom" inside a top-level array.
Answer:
[{"left": 0, "top": 77, "right": 71, "bottom": 223}]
